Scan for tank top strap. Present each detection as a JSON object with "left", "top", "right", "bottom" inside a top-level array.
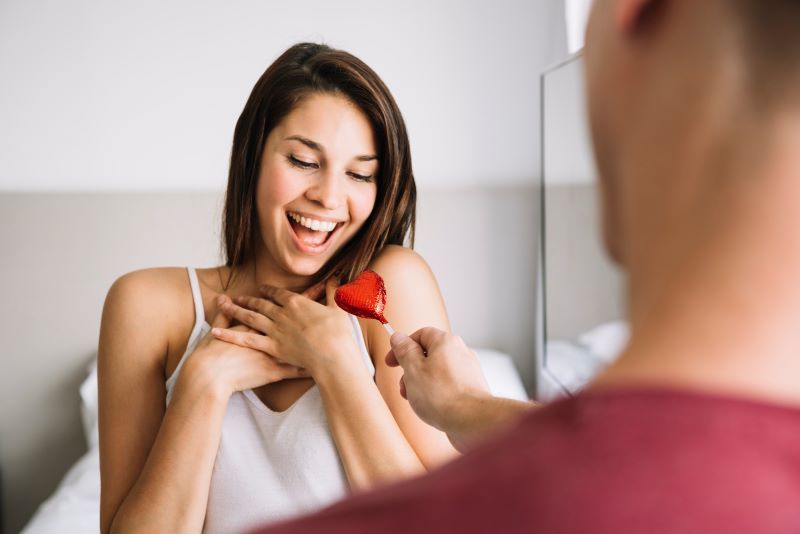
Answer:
[
  {"left": 348, "top": 313, "right": 376, "bottom": 376},
  {"left": 187, "top": 267, "right": 206, "bottom": 325},
  {"left": 165, "top": 267, "right": 209, "bottom": 394}
]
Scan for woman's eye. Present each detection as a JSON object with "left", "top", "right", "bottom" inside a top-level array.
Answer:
[
  {"left": 288, "top": 155, "right": 318, "bottom": 170},
  {"left": 348, "top": 172, "right": 374, "bottom": 183}
]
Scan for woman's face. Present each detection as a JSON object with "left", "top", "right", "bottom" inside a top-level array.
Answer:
[{"left": 255, "top": 92, "right": 379, "bottom": 278}]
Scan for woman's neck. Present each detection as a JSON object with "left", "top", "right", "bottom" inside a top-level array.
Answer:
[{"left": 224, "top": 249, "right": 315, "bottom": 296}]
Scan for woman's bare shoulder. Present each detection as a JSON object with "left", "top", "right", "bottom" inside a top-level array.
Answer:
[
  {"left": 368, "top": 245, "right": 436, "bottom": 283},
  {"left": 107, "top": 267, "right": 193, "bottom": 309},
  {"left": 102, "top": 267, "right": 197, "bottom": 351},
  {"left": 364, "top": 245, "right": 448, "bottom": 332}
]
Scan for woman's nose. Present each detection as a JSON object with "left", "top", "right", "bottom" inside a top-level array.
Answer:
[{"left": 305, "top": 172, "right": 342, "bottom": 210}]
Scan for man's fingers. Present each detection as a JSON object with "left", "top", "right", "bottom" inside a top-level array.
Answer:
[
  {"left": 399, "top": 375, "right": 407, "bottom": 400},
  {"left": 385, "top": 349, "right": 399, "bottom": 367},
  {"left": 389, "top": 331, "right": 425, "bottom": 367},
  {"left": 408, "top": 326, "right": 448, "bottom": 350}
]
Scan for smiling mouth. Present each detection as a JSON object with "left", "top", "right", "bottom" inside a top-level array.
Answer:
[{"left": 286, "top": 211, "right": 344, "bottom": 249}]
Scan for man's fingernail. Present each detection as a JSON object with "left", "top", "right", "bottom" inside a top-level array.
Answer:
[{"left": 217, "top": 296, "right": 226, "bottom": 306}]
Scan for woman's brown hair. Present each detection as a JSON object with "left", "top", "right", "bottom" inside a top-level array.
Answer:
[{"left": 222, "top": 42, "right": 416, "bottom": 288}]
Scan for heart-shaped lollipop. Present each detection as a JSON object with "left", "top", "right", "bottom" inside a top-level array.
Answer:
[{"left": 334, "top": 270, "right": 395, "bottom": 334}]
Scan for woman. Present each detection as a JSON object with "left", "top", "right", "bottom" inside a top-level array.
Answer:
[{"left": 98, "top": 43, "right": 457, "bottom": 534}]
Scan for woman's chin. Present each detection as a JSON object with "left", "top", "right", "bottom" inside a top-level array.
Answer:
[{"left": 283, "top": 254, "right": 329, "bottom": 278}]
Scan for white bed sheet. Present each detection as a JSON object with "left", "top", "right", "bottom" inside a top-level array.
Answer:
[
  {"left": 20, "top": 448, "right": 100, "bottom": 534},
  {"left": 21, "top": 349, "right": 528, "bottom": 534}
]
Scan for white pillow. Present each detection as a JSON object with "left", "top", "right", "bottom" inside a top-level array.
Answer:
[
  {"left": 576, "top": 320, "right": 630, "bottom": 363},
  {"left": 79, "top": 358, "right": 99, "bottom": 449},
  {"left": 474, "top": 349, "right": 529, "bottom": 401}
]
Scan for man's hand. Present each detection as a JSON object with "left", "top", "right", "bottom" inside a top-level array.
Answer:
[{"left": 386, "top": 327, "right": 491, "bottom": 438}]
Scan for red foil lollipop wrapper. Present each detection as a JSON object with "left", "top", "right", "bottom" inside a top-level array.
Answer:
[{"left": 334, "top": 270, "right": 388, "bottom": 324}]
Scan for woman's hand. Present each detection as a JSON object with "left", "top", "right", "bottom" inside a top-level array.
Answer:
[
  {"left": 179, "top": 295, "right": 309, "bottom": 399},
  {"left": 211, "top": 279, "right": 363, "bottom": 378}
]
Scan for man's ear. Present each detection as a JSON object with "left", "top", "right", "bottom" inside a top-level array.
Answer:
[{"left": 615, "top": 0, "right": 662, "bottom": 34}]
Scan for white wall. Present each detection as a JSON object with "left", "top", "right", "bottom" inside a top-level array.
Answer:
[
  {"left": 565, "top": 0, "right": 592, "bottom": 53},
  {"left": 0, "top": 0, "right": 566, "bottom": 191}
]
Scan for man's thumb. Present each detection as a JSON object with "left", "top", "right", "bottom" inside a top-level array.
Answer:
[{"left": 390, "top": 331, "right": 424, "bottom": 364}]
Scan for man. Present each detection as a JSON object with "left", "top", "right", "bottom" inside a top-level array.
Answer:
[{"left": 255, "top": 0, "right": 800, "bottom": 531}]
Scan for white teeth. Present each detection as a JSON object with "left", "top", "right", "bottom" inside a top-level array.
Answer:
[{"left": 289, "top": 212, "right": 337, "bottom": 232}]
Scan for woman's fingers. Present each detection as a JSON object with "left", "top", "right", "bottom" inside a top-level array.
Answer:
[
  {"left": 234, "top": 295, "right": 281, "bottom": 322},
  {"left": 259, "top": 284, "right": 296, "bottom": 306},
  {"left": 211, "top": 327, "right": 276, "bottom": 355},
  {"left": 212, "top": 296, "right": 233, "bottom": 329},
  {"left": 220, "top": 300, "right": 274, "bottom": 334},
  {"left": 277, "top": 362, "right": 310, "bottom": 379}
]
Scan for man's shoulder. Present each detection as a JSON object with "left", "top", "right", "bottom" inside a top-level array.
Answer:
[{"left": 253, "top": 388, "right": 800, "bottom": 534}]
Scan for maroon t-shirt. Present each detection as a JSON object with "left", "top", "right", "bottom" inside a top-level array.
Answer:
[{"left": 253, "top": 389, "right": 800, "bottom": 534}]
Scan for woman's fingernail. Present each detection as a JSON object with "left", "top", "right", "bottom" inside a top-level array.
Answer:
[
  {"left": 217, "top": 296, "right": 226, "bottom": 306},
  {"left": 211, "top": 328, "right": 222, "bottom": 336}
]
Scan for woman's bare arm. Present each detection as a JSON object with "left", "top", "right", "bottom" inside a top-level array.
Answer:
[
  {"left": 98, "top": 270, "right": 230, "bottom": 533},
  {"left": 307, "top": 247, "right": 458, "bottom": 488},
  {"left": 366, "top": 246, "right": 460, "bottom": 467}
]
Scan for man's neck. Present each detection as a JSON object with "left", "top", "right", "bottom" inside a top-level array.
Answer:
[{"left": 594, "top": 113, "right": 800, "bottom": 406}]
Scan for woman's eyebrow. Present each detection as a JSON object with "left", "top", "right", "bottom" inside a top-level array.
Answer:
[
  {"left": 285, "top": 135, "right": 322, "bottom": 152},
  {"left": 285, "top": 134, "right": 377, "bottom": 162}
]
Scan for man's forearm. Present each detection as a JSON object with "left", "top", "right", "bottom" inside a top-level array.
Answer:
[{"left": 444, "top": 395, "right": 535, "bottom": 453}]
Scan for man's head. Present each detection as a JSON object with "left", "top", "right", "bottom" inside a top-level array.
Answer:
[{"left": 583, "top": 0, "right": 800, "bottom": 265}]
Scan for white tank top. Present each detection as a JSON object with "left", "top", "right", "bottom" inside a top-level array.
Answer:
[{"left": 165, "top": 267, "right": 375, "bottom": 533}]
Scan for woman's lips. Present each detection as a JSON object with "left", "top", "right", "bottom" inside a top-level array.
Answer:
[{"left": 285, "top": 213, "right": 343, "bottom": 256}]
